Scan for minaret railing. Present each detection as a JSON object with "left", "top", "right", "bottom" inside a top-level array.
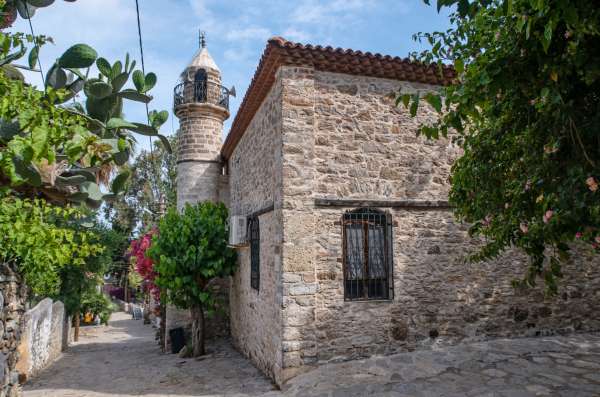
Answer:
[{"left": 173, "top": 80, "right": 230, "bottom": 111}]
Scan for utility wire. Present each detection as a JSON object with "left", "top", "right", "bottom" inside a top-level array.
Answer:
[
  {"left": 24, "top": 6, "right": 45, "bottom": 87},
  {"left": 134, "top": 0, "right": 154, "bottom": 155},
  {"left": 134, "top": 0, "right": 164, "bottom": 218}
]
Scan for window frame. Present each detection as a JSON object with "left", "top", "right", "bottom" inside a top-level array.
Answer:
[
  {"left": 248, "top": 215, "right": 260, "bottom": 291},
  {"left": 341, "top": 208, "right": 394, "bottom": 301},
  {"left": 193, "top": 68, "right": 207, "bottom": 102}
]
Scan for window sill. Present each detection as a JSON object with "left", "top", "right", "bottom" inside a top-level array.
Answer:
[{"left": 344, "top": 299, "right": 394, "bottom": 303}]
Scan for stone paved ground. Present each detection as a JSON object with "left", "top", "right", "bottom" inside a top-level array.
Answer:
[{"left": 24, "top": 312, "right": 600, "bottom": 397}]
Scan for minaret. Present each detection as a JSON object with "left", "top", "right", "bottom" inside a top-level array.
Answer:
[{"left": 174, "top": 31, "right": 230, "bottom": 209}]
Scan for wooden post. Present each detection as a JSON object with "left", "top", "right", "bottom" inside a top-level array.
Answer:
[{"left": 124, "top": 270, "right": 129, "bottom": 303}]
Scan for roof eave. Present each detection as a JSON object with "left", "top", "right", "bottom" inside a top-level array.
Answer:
[{"left": 220, "top": 37, "right": 455, "bottom": 160}]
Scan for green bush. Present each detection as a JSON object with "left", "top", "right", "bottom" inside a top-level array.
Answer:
[
  {"left": 0, "top": 196, "right": 102, "bottom": 296},
  {"left": 81, "top": 290, "right": 113, "bottom": 325},
  {"left": 149, "top": 201, "right": 237, "bottom": 356}
]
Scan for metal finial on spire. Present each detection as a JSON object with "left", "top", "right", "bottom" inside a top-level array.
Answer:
[{"left": 199, "top": 30, "right": 206, "bottom": 48}]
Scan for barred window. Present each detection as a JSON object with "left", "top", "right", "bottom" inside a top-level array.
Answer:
[
  {"left": 342, "top": 209, "right": 393, "bottom": 301},
  {"left": 194, "top": 68, "right": 207, "bottom": 102},
  {"left": 249, "top": 216, "right": 260, "bottom": 290}
]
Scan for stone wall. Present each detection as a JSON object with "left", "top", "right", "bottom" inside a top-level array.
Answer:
[
  {"left": 1, "top": 263, "right": 27, "bottom": 397},
  {"left": 279, "top": 66, "right": 319, "bottom": 383},
  {"left": 16, "top": 298, "right": 70, "bottom": 382},
  {"left": 275, "top": 69, "right": 600, "bottom": 381},
  {"left": 314, "top": 208, "right": 600, "bottom": 362},
  {"left": 228, "top": 70, "right": 284, "bottom": 382},
  {"left": 312, "top": 71, "right": 457, "bottom": 201}
]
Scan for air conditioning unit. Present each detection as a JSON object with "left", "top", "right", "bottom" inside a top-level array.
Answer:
[{"left": 229, "top": 215, "right": 248, "bottom": 247}]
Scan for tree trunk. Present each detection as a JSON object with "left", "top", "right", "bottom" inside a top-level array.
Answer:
[
  {"left": 159, "top": 302, "right": 166, "bottom": 352},
  {"left": 124, "top": 274, "right": 129, "bottom": 303},
  {"left": 73, "top": 312, "right": 80, "bottom": 342},
  {"left": 190, "top": 303, "right": 205, "bottom": 357}
]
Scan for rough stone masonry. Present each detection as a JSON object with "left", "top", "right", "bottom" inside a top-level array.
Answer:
[
  {"left": 176, "top": 36, "right": 600, "bottom": 386},
  {"left": 1, "top": 263, "right": 27, "bottom": 397}
]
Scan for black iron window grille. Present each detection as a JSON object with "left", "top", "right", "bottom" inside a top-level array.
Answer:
[
  {"left": 249, "top": 216, "right": 260, "bottom": 290},
  {"left": 342, "top": 209, "right": 394, "bottom": 301},
  {"left": 194, "top": 69, "right": 207, "bottom": 102}
]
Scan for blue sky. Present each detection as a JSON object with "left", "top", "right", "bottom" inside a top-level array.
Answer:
[{"left": 11, "top": 0, "right": 451, "bottom": 153}]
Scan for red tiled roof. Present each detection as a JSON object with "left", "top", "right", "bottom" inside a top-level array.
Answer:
[{"left": 221, "top": 37, "right": 455, "bottom": 160}]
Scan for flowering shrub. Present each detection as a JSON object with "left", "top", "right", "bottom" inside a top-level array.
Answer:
[
  {"left": 402, "top": 0, "right": 600, "bottom": 294},
  {"left": 129, "top": 231, "right": 159, "bottom": 300}
]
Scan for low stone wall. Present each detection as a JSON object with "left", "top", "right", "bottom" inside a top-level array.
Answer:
[
  {"left": 16, "top": 298, "right": 70, "bottom": 383},
  {"left": 1, "top": 262, "right": 27, "bottom": 397}
]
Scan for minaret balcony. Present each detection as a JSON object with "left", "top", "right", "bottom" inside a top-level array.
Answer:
[{"left": 173, "top": 80, "right": 231, "bottom": 111}]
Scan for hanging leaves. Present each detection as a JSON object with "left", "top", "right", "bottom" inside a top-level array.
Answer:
[{"left": 401, "top": 0, "right": 600, "bottom": 293}]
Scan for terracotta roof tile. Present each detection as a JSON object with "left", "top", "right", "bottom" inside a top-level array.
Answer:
[{"left": 221, "top": 37, "right": 455, "bottom": 159}]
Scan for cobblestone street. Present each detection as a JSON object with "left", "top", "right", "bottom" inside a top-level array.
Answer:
[{"left": 24, "top": 312, "right": 600, "bottom": 397}]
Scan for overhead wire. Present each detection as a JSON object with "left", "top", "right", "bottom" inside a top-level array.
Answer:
[
  {"left": 24, "top": 5, "right": 45, "bottom": 87},
  {"left": 134, "top": 0, "right": 165, "bottom": 219}
]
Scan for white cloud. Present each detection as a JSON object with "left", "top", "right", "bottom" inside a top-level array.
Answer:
[
  {"left": 225, "top": 26, "right": 271, "bottom": 42},
  {"left": 291, "top": 0, "right": 374, "bottom": 24},
  {"left": 282, "top": 28, "right": 312, "bottom": 42}
]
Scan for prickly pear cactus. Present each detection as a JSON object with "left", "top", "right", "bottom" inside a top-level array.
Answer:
[{"left": 0, "top": 1, "right": 171, "bottom": 208}]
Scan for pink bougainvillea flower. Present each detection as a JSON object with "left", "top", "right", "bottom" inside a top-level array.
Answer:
[
  {"left": 586, "top": 176, "right": 598, "bottom": 192},
  {"left": 129, "top": 230, "right": 160, "bottom": 301},
  {"left": 595, "top": 236, "right": 600, "bottom": 244},
  {"left": 519, "top": 223, "right": 529, "bottom": 234},
  {"left": 575, "top": 232, "right": 583, "bottom": 239},
  {"left": 543, "top": 210, "right": 553, "bottom": 224}
]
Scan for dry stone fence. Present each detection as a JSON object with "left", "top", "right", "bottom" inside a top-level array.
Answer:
[
  {"left": 1, "top": 263, "right": 70, "bottom": 397},
  {"left": 1, "top": 263, "right": 27, "bottom": 397}
]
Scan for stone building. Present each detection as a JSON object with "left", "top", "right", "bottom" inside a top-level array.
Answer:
[{"left": 173, "top": 36, "right": 600, "bottom": 385}]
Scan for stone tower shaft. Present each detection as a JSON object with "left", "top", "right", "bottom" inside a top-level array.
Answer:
[{"left": 174, "top": 34, "right": 231, "bottom": 209}]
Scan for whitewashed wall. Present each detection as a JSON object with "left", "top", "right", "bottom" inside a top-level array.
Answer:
[{"left": 16, "top": 298, "right": 70, "bottom": 381}]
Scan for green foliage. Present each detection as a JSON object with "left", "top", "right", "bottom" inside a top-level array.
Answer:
[
  {"left": 0, "top": 0, "right": 78, "bottom": 23},
  {"left": 81, "top": 290, "right": 114, "bottom": 325},
  {"left": 0, "top": 26, "right": 170, "bottom": 207},
  {"left": 58, "top": 43, "right": 97, "bottom": 69},
  {"left": 128, "top": 262, "right": 143, "bottom": 290},
  {"left": 57, "top": 223, "right": 127, "bottom": 315},
  {"left": 403, "top": 0, "right": 600, "bottom": 293},
  {"left": 0, "top": 196, "right": 102, "bottom": 296},
  {"left": 103, "top": 134, "right": 177, "bottom": 233},
  {"left": 149, "top": 202, "right": 237, "bottom": 311}
]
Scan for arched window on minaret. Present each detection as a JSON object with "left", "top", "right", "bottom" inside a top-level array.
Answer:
[{"left": 194, "top": 68, "right": 207, "bottom": 102}]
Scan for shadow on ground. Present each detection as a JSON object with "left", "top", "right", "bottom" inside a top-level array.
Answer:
[
  {"left": 23, "top": 312, "right": 600, "bottom": 397},
  {"left": 24, "top": 312, "right": 280, "bottom": 397}
]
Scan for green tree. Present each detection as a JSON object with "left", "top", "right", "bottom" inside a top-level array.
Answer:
[
  {"left": 56, "top": 223, "right": 125, "bottom": 339},
  {"left": 104, "top": 134, "right": 178, "bottom": 233},
  {"left": 148, "top": 202, "right": 236, "bottom": 356},
  {"left": 0, "top": 196, "right": 102, "bottom": 296},
  {"left": 129, "top": 134, "right": 178, "bottom": 228},
  {"left": 402, "top": 0, "right": 599, "bottom": 292}
]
